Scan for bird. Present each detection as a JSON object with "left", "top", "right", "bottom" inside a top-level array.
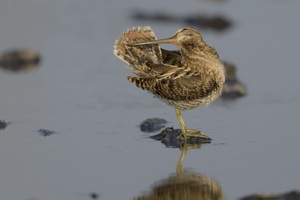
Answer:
[{"left": 114, "top": 26, "right": 225, "bottom": 141}]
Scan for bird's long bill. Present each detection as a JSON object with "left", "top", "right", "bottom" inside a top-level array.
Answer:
[{"left": 127, "top": 37, "right": 174, "bottom": 46}]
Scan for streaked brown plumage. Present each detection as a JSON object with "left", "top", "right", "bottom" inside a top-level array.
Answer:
[{"left": 114, "top": 26, "right": 225, "bottom": 141}]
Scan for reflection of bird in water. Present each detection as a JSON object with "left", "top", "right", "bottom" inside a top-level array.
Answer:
[
  {"left": 133, "top": 170, "right": 225, "bottom": 200},
  {"left": 221, "top": 61, "right": 247, "bottom": 99},
  {"left": 0, "top": 49, "right": 40, "bottom": 72},
  {"left": 133, "top": 143, "right": 225, "bottom": 200},
  {"left": 114, "top": 26, "right": 225, "bottom": 141}
]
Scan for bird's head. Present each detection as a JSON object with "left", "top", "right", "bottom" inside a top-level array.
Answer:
[{"left": 126, "top": 27, "right": 204, "bottom": 49}]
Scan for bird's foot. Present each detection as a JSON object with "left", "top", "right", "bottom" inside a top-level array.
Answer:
[{"left": 180, "top": 129, "right": 211, "bottom": 142}]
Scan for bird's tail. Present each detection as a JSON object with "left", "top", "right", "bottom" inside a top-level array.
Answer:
[{"left": 114, "top": 26, "right": 162, "bottom": 77}]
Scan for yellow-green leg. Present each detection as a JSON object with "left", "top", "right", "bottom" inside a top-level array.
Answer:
[
  {"left": 176, "top": 142, "right": 187, "bottom": 174},
  {"left": 175, "top": 108, "right": 210, "bottom": 141}
]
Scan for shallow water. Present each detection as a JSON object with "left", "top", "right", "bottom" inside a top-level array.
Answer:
[{"left": 0, "top": 0, "right": 300, "bottom": 199}]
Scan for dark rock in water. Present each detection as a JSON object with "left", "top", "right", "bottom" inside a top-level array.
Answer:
[
  {"left": 140, "top": 118, "right": 168, "bottom": 133},
  {"left": 0, "top": 120, "right": 8, "bottom": 129},
  {"left": 131, "top": 10, "right": 177, "bottom": 23},
  {"left": 38, "top": 129, "right": 59, "bottom": 136},
  {"left": 221, "top": 61, "right": 247, "bottom": 99},
  {"left": 150, "top": 127, "right": 175, "bottom": 140},
  {"left": 282, "top": 190, "right": 300, "bottom": 200},
  {"left": 89, "top": 192, "right": 99, "bottom": 199},
  {"left": 184, "top": 14, "right": 232, "bottom": 32},
  {"left": 150, "top": 127, "right": 211, "bottom": 148},
  {"left": 0, "top": 49, "right": 41, "bottom": 72},
  {"left": 131, "top": 10, "right": 232, "bottom": 32},
  {"left": 240, "top": 190, "right": 300, "bottom": 200},
  {"left": 201, "top": 0, "right": 228, "bottom": 3}
]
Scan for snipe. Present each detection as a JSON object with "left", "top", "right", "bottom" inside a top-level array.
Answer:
[{"left": 114, "top": 26, "right": 225, "bottom": 141}]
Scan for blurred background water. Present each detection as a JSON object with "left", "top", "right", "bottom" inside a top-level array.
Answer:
[{"left": 0, "top": 0, "right": 300, "bottom": 199}]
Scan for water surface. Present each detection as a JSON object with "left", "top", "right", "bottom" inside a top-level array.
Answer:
[{"left": 0, "top": 0, "right": 300, "bottom": 199}]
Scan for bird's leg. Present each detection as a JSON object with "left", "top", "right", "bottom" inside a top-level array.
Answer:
[
  {"left": 175, "top": 108, "right": 188, "bottom": 141},
  {"left": 175, "top": 108, "right": 210, "bottom": 140}
]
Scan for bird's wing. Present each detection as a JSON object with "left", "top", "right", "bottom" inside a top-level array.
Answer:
[
  {"left": 127, "top": 48, "right": 219, "bottom": 101},
  {"left": 114, "top": 26, "right": 163, "bottom": 77},
  {"left": 148, "top": 48, "right": 184, "bottom": 79},
  {"left": 161, "top": 48, "right": 182, "bottom": 66},
  {"left": 154, "top": 74, "right": 219, "bottom": 101}
]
